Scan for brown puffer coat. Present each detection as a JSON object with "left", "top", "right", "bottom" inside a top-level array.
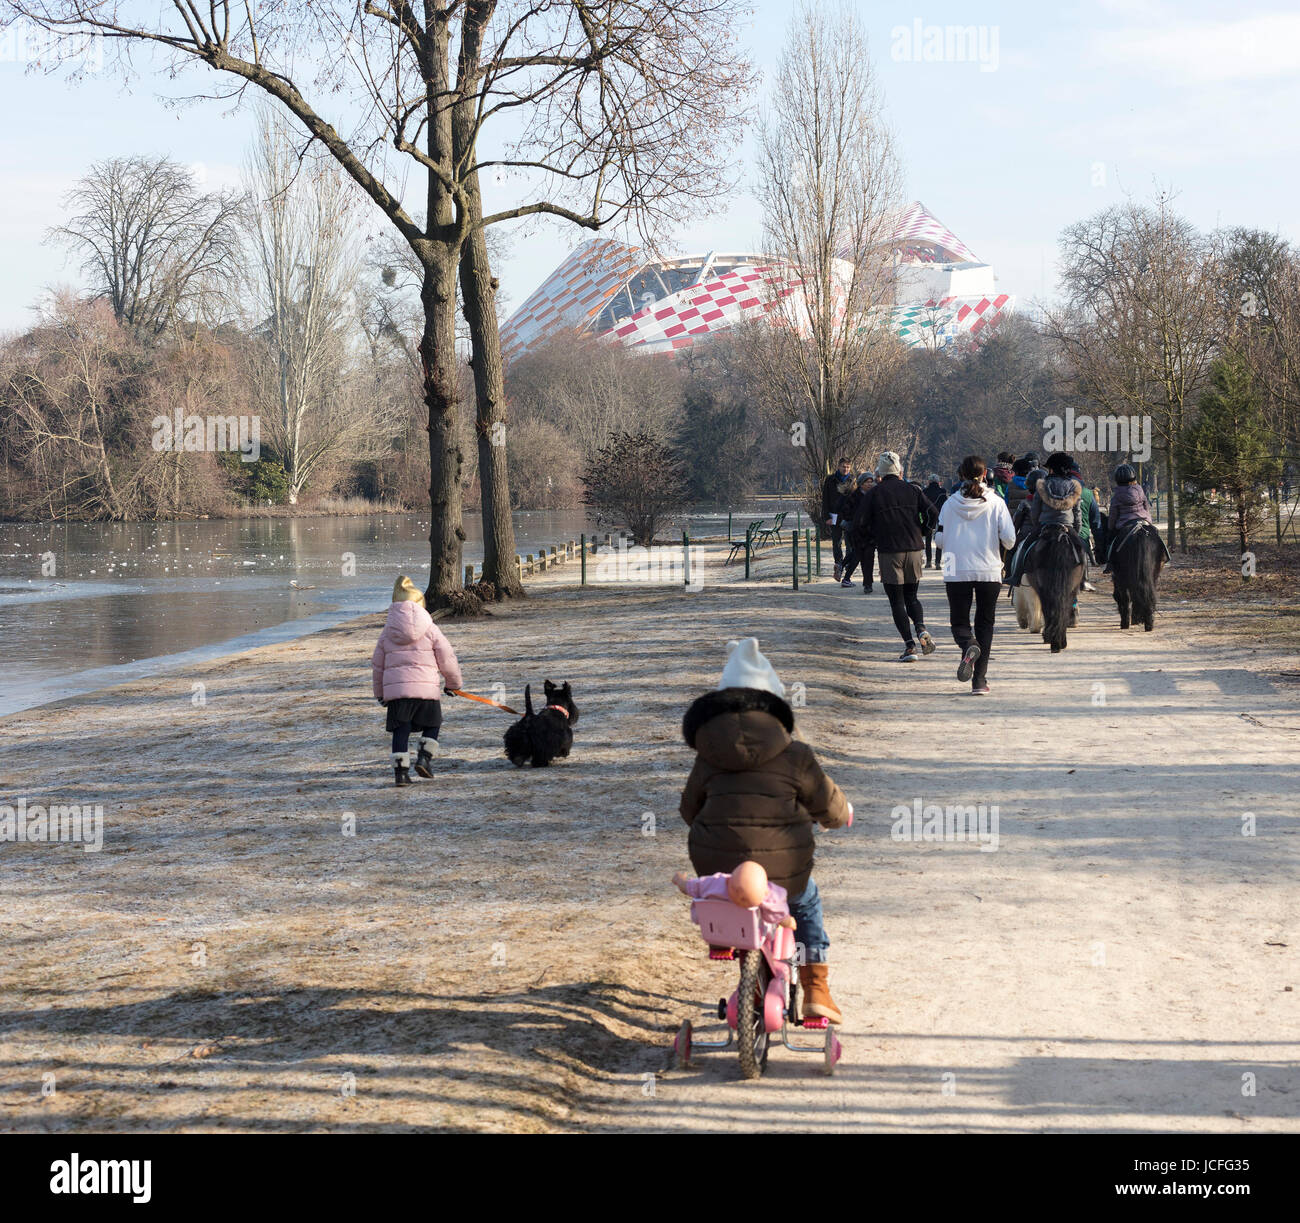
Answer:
[{"left": 679, "top": 688, "right": 850, "bottom": 897}]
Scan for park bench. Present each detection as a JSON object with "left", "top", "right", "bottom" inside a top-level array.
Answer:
[
  {"left": 755, "top": 511, "right": 788, "bottom": 547},
  {"left": 725, "top": 520, "right": 766, "bottom": 565}
]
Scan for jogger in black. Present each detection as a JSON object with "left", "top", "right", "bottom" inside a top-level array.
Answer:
[{"left": 944, "top": 582, "right": 1000, "bottom": 688}]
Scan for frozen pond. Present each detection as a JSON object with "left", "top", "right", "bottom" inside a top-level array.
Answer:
[{"left": 0, "top": 510, "right": 597, "bottom": 716}]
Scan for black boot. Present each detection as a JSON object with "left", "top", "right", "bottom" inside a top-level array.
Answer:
[
  {"left": 393, "top": 753, "right": 413, "bottom": 786},
  {"left": 414, "top": 738, "right": 438, "bottom": 778}
]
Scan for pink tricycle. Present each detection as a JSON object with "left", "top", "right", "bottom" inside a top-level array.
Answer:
[{"left": 673, "top": 897, "right": 842, "bottom": 1080}]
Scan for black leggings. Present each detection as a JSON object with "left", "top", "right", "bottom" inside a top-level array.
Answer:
[
  {"left": 945, "top": 581, "right": 1000, "bottom": 686},
  {"left": 883, "top": 581, "right": 925, "bottom": 647},
  {"left": 843, "top": 543, "right": 874, "bottom": 584},
  {"left": 392, "top": 715, "right": 441, "bottom": 754}
]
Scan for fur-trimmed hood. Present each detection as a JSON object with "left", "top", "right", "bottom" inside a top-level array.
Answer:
[
  {"left": 1037, "top": 476, "right": 1081, "bottom": 513},
  {"left": 683, "top": 687, "right": 794, "bottom": 770}
]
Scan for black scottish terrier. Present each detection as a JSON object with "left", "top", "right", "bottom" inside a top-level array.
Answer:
[{"left": 503, "top": 680, "right": 579, "bottom": 767}]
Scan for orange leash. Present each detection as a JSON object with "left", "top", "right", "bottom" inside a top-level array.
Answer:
[{"left": 446, "top": 688, "right": 520, "bottom": 716}]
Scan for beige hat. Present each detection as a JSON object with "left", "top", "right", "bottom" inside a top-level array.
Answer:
[
  {"left": 875, "top": 450, "right": 902, "bottom": 478},
  {"left": 393, "top": 575, "right": 425, "bottom": 605}
]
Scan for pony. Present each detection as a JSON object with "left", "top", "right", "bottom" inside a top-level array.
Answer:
[
  {"left": 1109, "top": 523, "right": 1165, "bottom": 631},
  {"left": 1024, "top": 526, "right": 1085, "bottom": 652},
  {"left": 1012, "top": 582, "right": 1043, "bottom": 633}
]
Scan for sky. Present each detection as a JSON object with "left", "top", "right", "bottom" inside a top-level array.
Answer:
[{"left": 2, "top": 0, "right": 1299, "bottom": 332}]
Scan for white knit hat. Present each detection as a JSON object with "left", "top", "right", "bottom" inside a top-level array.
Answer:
[
  {"left": 718, "top": 638, "right": 785, "bottom": 697},
  {"left": 875, "top": 450, "right": 902, "bottom": 478}
]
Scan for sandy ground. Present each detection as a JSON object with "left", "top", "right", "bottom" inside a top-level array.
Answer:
[{"left": 1, "top": 541, "right": 1297, "bottom": 1133}]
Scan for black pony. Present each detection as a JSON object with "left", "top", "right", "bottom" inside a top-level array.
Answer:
[
  {"left": 1025, "top": 526, "right": 1085, "bottom": 652},
  {"left": 1110, "top": 523, "right": 1166, "bottom": 631}
]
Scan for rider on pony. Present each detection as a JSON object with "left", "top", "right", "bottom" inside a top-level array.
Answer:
[
  {"left": 1006, "top": 453, "right": 1085, "bottom": 588},
  {"left": 1102, "top": 464, "right": 1161, "bottom": 573}
]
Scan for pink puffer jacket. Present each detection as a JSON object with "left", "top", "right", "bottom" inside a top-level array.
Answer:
[{"left": 371, "top": 601, "right": 463, "bottom": 702}]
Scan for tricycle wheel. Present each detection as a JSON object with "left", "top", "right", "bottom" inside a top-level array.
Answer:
[
  {"left": 823, "top": 1026, "right": 842, "bottom": 1076},
  {"left": 674, "top": 1020, "right": 692, "bottom": 1068},
  {"left": 737, "top": 950, "right": 770, "bottom": 1080}
]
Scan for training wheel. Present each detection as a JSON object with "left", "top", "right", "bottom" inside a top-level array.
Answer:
[
  {"left": 823, "top": 1027, "right": 842, "bottom": 1075},
  {"left": 674, "top": 1020, "right": 692, "bottom": 1068}
]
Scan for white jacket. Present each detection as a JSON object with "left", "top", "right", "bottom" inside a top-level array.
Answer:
[{"left": 936, "top": 487, "right": 1016, "bottom": 583}]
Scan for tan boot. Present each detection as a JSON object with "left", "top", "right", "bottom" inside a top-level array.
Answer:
[{"left": 798, "top": 963, "right": 843, "bottom": 1025}]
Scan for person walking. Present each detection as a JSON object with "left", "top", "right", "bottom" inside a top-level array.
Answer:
[
  {"left": 822, "top": 458, "right": 855, "bottom": 581},
  {"left": 852, "top": 451, "right": 937, "bottom": 662},
  {"left": 839, "top": 472, "right": 876, "bottom": 591},
  {"left": 922, "top": 474, "right": 948, "bottom": 569},
  {"left": 1070, "top": 461, "right": 1102, "bottom": 591},
  {"left": 936, "top": 456, "right": 1016, "bottom": 695}
]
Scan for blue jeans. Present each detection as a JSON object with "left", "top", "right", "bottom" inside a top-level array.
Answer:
[{"left": 788, "top": 877, "right": 829, "bottom": 964}]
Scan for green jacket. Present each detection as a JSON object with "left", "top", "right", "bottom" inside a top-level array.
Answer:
[{"left": 1079, "top": 486, "right": 1097, "bottom": 541}]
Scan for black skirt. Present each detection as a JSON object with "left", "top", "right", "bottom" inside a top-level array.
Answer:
[{"left": 385, "top": 698, "right": 443, "bottom": 734}]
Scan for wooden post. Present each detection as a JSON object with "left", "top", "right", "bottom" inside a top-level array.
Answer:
[
  {"left": 727, "top": 511, "right": 732, "bottom": 541},
  {"left": 515, "top": 555, "right": 523, "bottom": 583},
  {"left": 792, "top": 529, "right": 799, "bottom": 590},
  {"left": 744, "top": 531, "right": 751, "bottom": 580},
  {"left": 526, "top": 553, "right": 534, "bottom": 575},
  {"left": 464, "top": 564, "right": 475, "bottom": 586},
  {"left": 682, "top": 529, "right": 690, "bottom": 588},
  {"left": 805, "top": 529, "right": 812, "bottom": 580},
  {"left": 581, "top": 534, "right": 587, "bottom": 585}
]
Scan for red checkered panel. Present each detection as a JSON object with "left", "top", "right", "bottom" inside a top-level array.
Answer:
[
  {"left": 601, "top": 262, "right": 810, "bottom": 354},
  {"left": 892, "top": 201, "right": 980, "bottom": 264},
  {"left": 500, "top": 238, "right": 645, "bottom": 358}
]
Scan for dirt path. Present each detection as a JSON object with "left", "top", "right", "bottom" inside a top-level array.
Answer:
[{"left": 1, "top": 558, "right": 1297, "bottom": 1132}]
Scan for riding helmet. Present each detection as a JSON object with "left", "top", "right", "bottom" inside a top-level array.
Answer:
[{"left": 1114, "top": 464, "right": 1137, "bottom": 484}]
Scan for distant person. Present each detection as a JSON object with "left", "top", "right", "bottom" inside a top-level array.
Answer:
[
  {"left": 822, "top": 458, "right": 855, "bottom": 581},
  {"left": 936, "top": 456, "right": 1016, "bottom": 695},
  {"left": 372, "top": 576, "right": 463, "bottom": 786},
  {"left": 922, "top": 474, "right": 948, "bottom": 569},
  {"left": 840, "top": 472, "right": 876, "bottom": 591},
  {"left": 1069, "top": 462, "right": 1102, "bottom": 591},
  {"left": 1004, "top": 457, "right": 1034, "bottom": 519},
  {"left": 991, "top": 452, "right": 1016, "bottom": 499},
  {"left": 852, "top": 451, "right": 937, "bottom": 662}
]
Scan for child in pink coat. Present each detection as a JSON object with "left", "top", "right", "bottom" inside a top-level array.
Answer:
[{"left": 372, "top": 575, "right": 463, "bottom": 786}]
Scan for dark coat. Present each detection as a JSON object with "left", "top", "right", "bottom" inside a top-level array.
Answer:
[
  {"left": 679, "top": 688, "right": 850, "bottom": 897},
  {"left": 821, "top": 471, "right": 853, "bottom": 520},
  {"left": 922, "top": 481, "right": 948, "bottom": 524},
  {"left": 852, "top": 474, "right": 937, "bottom": 555}
]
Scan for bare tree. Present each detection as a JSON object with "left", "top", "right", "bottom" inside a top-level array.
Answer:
[
  {"left": 7, "top": 0, "right": 751, "bottom": 606},
  {"left": 745, "top": 0, "right": 905, "bottom": 492},
  {"left": 48, "top": 155, "right": 240, "bottom": 341},
  {"left": 1045, "top": 194, "right": 1221, "bottom": 550},
  {"left": 240, "top": 106, "right": 365, "bottom": 504}
]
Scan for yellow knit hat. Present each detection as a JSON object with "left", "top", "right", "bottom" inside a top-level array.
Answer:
[{"left": 392, "top": 575, "right": 425, "bottom": 605}]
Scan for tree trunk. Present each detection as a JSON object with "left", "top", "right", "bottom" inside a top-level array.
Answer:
[
  {"left": 458, "top": 223, "right": 522, "bottom": 597},
  {"left": 1164, "top": 446, "right": 1176, "bottom": 547},
  {"left": 453, "top": 3, "right": 522, "bottom": 598},
  {"left": 419, "top": 251, "right": 465, "bottom": 606}
]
